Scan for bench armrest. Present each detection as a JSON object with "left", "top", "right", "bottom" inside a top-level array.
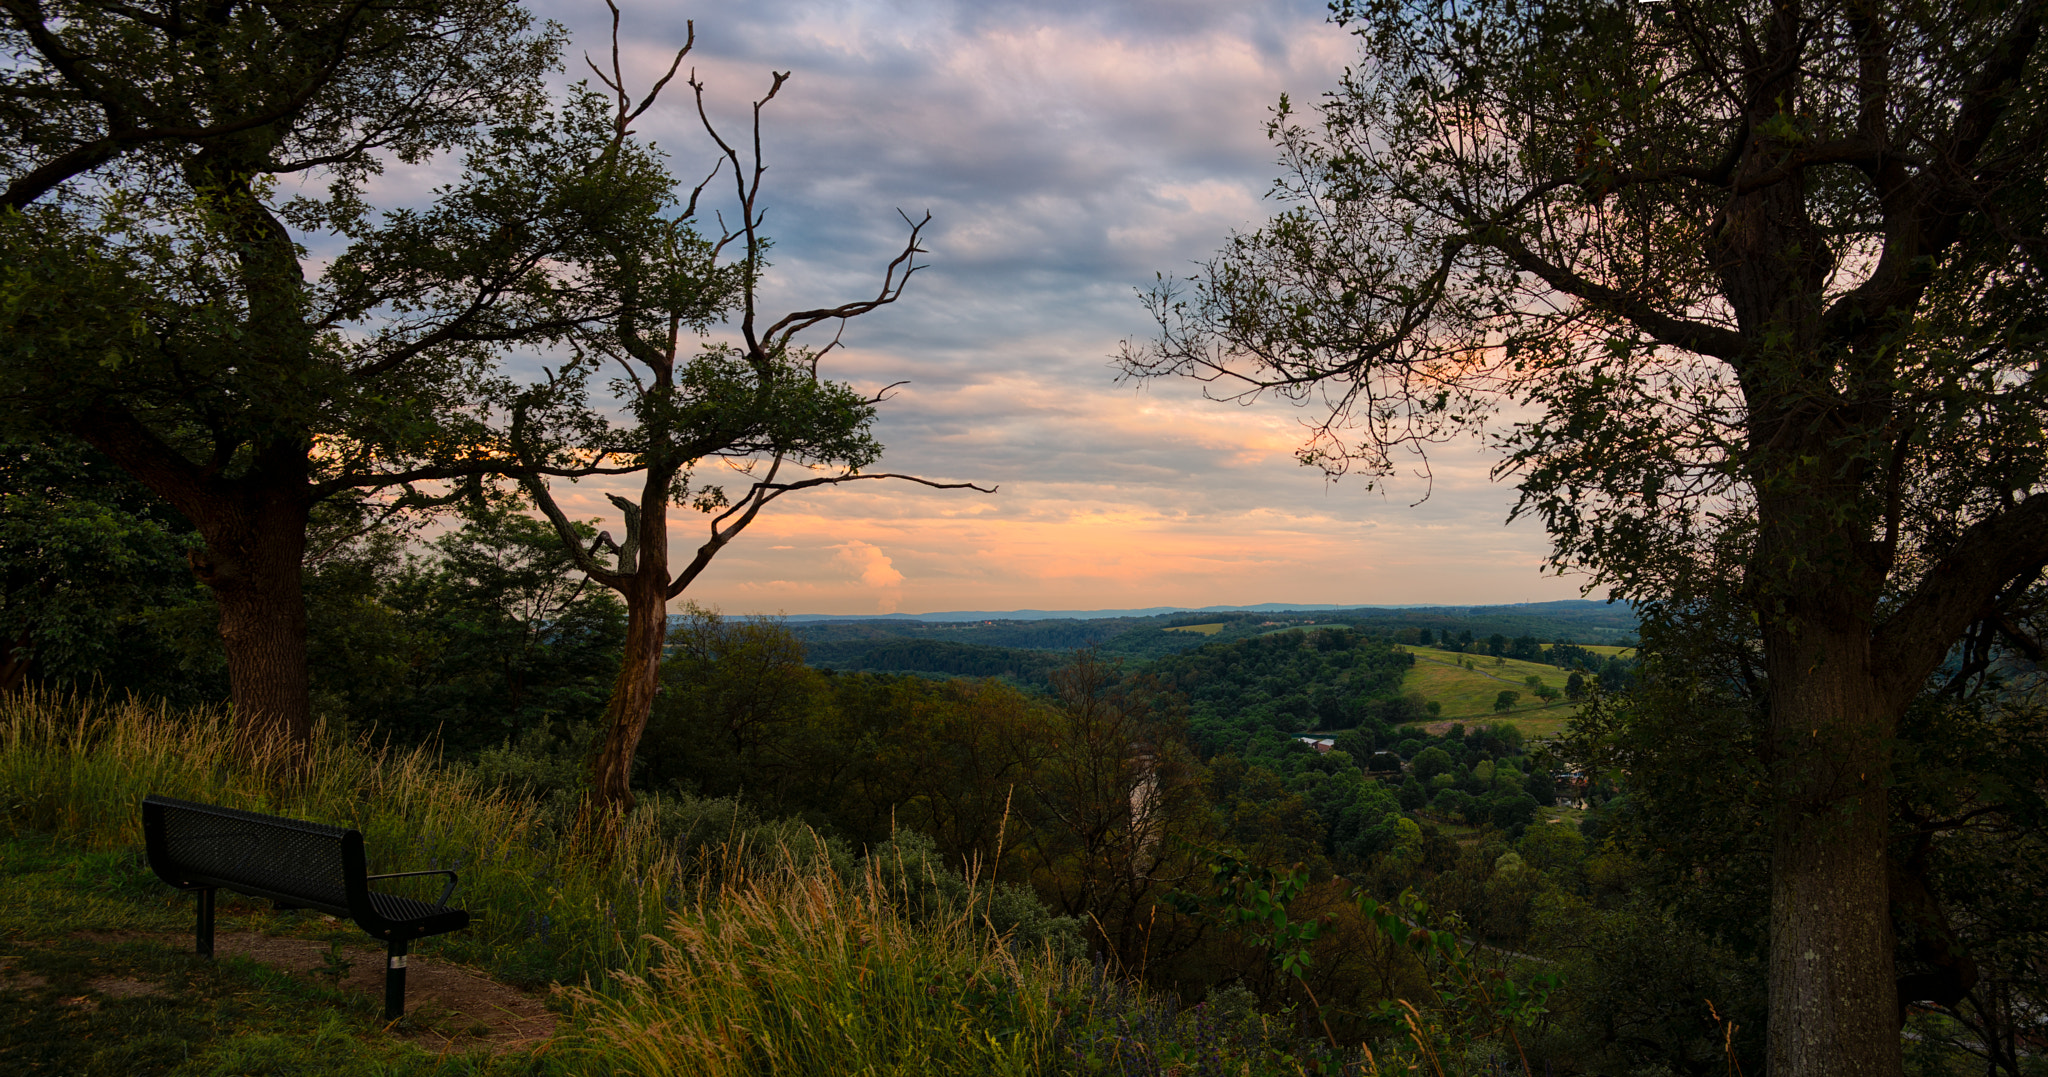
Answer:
[{"left": 365, "top": 868, "right": 458, "bottom": 907}]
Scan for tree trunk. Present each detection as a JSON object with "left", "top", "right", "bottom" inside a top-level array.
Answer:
[
  {"left": 75, "top": 419, "right": 320, "bottom": 756},
  {"left": 588, "top": 568, "right": 668, "bottom": 812},
  {"left": 191, "top": 487, "right": 315, "bottom": 757},
  {"left": 1764, "top": 600, "right": 1901, "bottom": 1077}
]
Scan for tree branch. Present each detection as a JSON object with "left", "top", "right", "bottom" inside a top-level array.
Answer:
[
  {"left": 1873, "top": 495, "right": 2048, "bottom": 708},
  {"left": 1487, "top": 233, "right": 1747, "bottom": 361}
]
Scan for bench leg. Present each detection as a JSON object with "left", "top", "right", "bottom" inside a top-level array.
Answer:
[
  {"left": 384, "top": 939, "right": 410, "bottom": 1021},
  {"left": 195, "top": 887, "right": 216, "bottom": 958}
]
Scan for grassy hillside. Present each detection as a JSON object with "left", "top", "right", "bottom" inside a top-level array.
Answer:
[
  {"left": 1399, "top": 650, "right": 1581, "bottom": 740},
  {"left": 0, "top": 692, "right": 1395, "bottom": 1076}
]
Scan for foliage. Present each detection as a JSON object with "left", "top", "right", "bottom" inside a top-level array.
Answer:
[
  {"left": 2, "top": 691, "right": 1415, "bottom": 1076},
  {"left": 1525, "top": 894, "right": 1766, "bottom": 1076},
  {"left": 563, "top": 845, "right": 1063, "bottom": 1077},
  {"left": 0, "top": 438, "right": 207, "bottom": 698},
  {"left": 803, "top": 637, "right": 1068, "bottom": 687},
  {"left": 638, "top": 604, "right": 830, "bottom": 802},
  {"left": 0, "top": 0, "right": 677, "bottom": 744},
  {"left": 1143, "top": 628, "right": 1415, "bottom": 752},
  {"left": 1351, "top": 889, "right": 1559, "bottom": 1075},
  {"left": 0, "top": 689, "right": 835, "bottom": 991},
  {"left": 1123, "top": 0, "right": 2048, "bottom": 1064}
]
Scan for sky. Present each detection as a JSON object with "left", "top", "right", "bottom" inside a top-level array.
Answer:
[{"left": 496, "top": 0, "right": 1600, "bottom": 617}]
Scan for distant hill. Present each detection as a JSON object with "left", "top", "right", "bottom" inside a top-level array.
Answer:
[
  {"left": 780, "top": 602, "right": 1413, "bottom": 623},
  {"left": 778, "top": 602, "right": 1636, "bottom": 687}
]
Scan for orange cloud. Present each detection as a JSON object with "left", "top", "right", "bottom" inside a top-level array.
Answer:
[{"left": 831, "top": 540, "right": 906, "bottom": 613}]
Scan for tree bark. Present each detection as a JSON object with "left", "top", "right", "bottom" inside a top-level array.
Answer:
[
  {"left": 187, "top": 479, "right": 315, "bottom": 756},
  {"left": 1755, "top": 482, "right": 1903, "bottom": 1076},
  {"left": 80, "top": 417, "right": 318, "bottom": 756},
  {"left": 589, "top": 577, "right": 667, "bottom": 811},
  {"left": 586, "top": 474, "right": 673, "bottom": 814},
  {"left": 1765, "top": 621, "right": 1899, "bottom": 1076},
  {"left": 206, "top": 533, "right": 313, "bottom": 754}
]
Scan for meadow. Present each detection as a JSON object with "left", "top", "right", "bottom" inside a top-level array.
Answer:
[{"left": 1397, "top": 652, "right": 1580, "bottom": 739}]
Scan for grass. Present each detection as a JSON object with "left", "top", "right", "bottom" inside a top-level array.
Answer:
[
  {"left": 0, "top": 834, "right": 552, "bottom": 1076},
  {"left": 568, "top": 851, "right": 1062, "bottom": 1076},
  {"left": 0, "top": 690, "right": 788, "bottom": 992},
  {"left": 0, "top": 691, "right": 1388, "bottom": 1076},
  {"left": 1399, "top": 651, "right": 1581, "bottom": 740},
  {"left": 1163, "top": 623, "right": 1226, "bottom": 635}
]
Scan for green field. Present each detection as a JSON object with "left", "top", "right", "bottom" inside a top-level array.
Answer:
[
  {"left": 1163, "top": 623, "right": 1225, "bottom": 635},
  {"left": 1398, "top": 650, "right": 1581, "bottom": 740}
]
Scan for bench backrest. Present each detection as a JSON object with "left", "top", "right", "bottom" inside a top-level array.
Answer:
[{"left": 142, "top": 795, "right": 364, "bottom": 915}]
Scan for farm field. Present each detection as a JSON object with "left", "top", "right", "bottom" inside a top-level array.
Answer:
[
  {"left": 1398, "top": 650, "right": 1581, "bottom": 740},
  {"left": 1163, "top": 623, "right": 1225, "bottom": 635}
]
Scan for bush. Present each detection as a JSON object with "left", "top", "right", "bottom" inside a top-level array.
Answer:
[{"left": 859, "top": 830, "right": 1083, "bottom": 962}]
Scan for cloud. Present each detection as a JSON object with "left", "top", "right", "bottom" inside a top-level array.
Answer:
[
  {"left": 832, "top": 540, "right": 907, "bottom": 612},
  {"left": 489, "top": 0, "right": 1603, "bottom": 616}
]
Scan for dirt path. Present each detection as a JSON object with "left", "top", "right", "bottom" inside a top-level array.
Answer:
[{"left": 73, "top": 930, "right": 557, "bottom": 1055}]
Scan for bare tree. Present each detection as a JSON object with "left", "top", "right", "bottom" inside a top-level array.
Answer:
[{"left": 511, "top": 12, "right": 992, "bottom": 811}]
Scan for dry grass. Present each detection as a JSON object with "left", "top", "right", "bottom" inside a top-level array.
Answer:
[{"left": 564, "top": 848, "right": 1064, "bottom": 1077}]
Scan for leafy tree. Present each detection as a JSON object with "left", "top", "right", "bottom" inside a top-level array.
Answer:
[
  {"left": 373, "top": 506, "right": 627, "bottom": 752},
  {"left": 0, "top": 438, "right": 200, "bottom": 695},
  {"left": 1486, "top": 791, "right": 1540, "bottom": 837},
  {"left": 1517, "top": 822, "right": 1584, "bottom": 879},
  {"left": 1020, "top": 650, "right": 1208, "bottom": 969},
  {"left": 512, "top": 39, "right": 989, "bottom": 810},
  {"left": 0, "top": 0, "right": 653, "bottom": 751},
  {"left": 1409, "top": 746, "right": 1455, "bottom": 783},
  {"left": 1529, "top": 897, "right": 1767, "bottom": 1074},
  {"left": 1564, "top": 672, "right": 1587, "bottom": 700},
  {"left": 638, "top": 606, "right": 832, "bottom": 806},
  {"left": 1120, "top": 0, "right": 2048, "bottom": 1066},
  {"left": 1566, "top": 596, "right": 2048, "bottom": 1077},
  {"left": 1492, "top": 690, "right": 1519, "bottom": 713}
]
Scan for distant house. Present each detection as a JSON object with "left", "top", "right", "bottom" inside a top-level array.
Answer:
[
  {"left": 1297, "top": 736, "right": 1336, "bottom": 754},
  {"left": 1552, "top": 771, "right": 1590, "bottom": 808}
]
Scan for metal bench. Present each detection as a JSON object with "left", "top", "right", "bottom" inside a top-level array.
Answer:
[{"left": 141, "top": 794, "right": 471, "bottom": 1019}]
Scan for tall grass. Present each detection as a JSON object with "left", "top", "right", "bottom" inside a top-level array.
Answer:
[
  {"left": 0, "top": 691, "right": 1383, "bottom": 1075},
  {"left": 0, "top": 689, "right": 828, "bottom": 987},
  {"left": 566, "top": 848, "right": 1064, "bottom": 1076}
]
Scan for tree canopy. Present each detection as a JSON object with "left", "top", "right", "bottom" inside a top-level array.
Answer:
[
  {"left": 0, "top": 0, "right": 685, "bottom": 747},
  {"left": 1121, "top": 1, "right": 2047, "bottom": 1072}
]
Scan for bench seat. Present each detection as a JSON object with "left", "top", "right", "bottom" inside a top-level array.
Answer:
[{"left": 142, "top": 794, "right": 471, "bottom": 1019}]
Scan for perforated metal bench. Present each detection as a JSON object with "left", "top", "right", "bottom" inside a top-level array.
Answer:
[{"left": 141, "top": 794, "right": 471, "bottom": 1019}]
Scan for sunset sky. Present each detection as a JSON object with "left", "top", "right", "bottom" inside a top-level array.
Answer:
[{"left": 489, "top": 0, "right": 1598, "bottom": 616}]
